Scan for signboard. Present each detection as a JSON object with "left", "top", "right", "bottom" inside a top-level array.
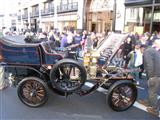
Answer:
[{"left": 125, "top": 0, "right": 151, "bottom": 3}]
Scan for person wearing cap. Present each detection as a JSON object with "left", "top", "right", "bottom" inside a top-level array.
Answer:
[
  {"left": 127, "top": 43, "right": 143, "bottom": 84},
  {"left": 138, "top": 39, "right": 160, "bottom": 116}
]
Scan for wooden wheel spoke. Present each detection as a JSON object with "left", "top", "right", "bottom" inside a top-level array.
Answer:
[
  {"left": 25, "top": 84, "right": 32, "bottom": 90},
  {"left": 36, "top": 92, "right": 45, "bottom": 97},
  {"left": 66, "top": 65, "right": 73, "bottom": 76},
  {"left": 36, "top": 96, "right": 43, "bottom": 101},
  {"left": 36, "top": 89, "right": 44, "bottom": 93},
  {"left": 23, "top": 88, "right": 30, "bottom": 93}
]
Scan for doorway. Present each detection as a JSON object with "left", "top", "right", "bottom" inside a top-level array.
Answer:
[{"left": 91, "top": 23, "right": 96, "bottom": 32}]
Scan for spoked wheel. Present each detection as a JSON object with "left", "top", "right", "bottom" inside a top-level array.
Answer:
[
  {"left": 107, "top": 81, "right": 137, "bottom": 111},
  {"left": 17, "top": 77, "right": 48, "bottom": 107},
  {"left": 50, "top": 59, "right": 86, "bottom": 93}
]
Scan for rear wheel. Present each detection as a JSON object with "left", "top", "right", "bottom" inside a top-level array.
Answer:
[
  {"left": 107, "top": 81, "right": 137, "bottom": 111},
  {"left": 17, "top": 77, "right": 48, "bottom": 107},
  {"left": 50, "top": 59, "right": 86, "bottom": 93}
]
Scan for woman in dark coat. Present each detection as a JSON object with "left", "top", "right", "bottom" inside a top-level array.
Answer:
[{"left": 121, "top": 37, "right": 133, "bottom": 68}]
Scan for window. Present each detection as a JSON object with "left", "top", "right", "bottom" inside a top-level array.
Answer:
[
  {"left": 24, "top": 8, "right": 28, "bottom": 16},
  {"left": 130, "top": 8, "right": 136, "bottom": 19}
]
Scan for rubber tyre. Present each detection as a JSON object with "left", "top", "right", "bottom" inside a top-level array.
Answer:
[
  {"left": 107, "top": 80, "right": 137, "bottom": 111},
  {"left": 17, "top": 77, "right": 48, "bottom": 107},
  {"left": 50, "top": 59, "right": 87, "bottom": 93}
]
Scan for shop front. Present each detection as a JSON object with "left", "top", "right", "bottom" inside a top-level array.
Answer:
[
  {"left": 125, "top": 0, "right": 160, "bottom": 34},
  {"left": 41, "top": 17, "right": 54, "bottom": 32},
  {"left": 57, "top": 13, "right": 77, "bottom": 33}
]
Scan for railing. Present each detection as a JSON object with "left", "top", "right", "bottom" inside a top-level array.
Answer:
[
  {"left": 18, "top": 15, "right": 21, "bottom": 20},
  {"left": 41, "top": 7, "right": 54, "bottom": 16},
  {"left": 57, "top": 2, "right": 78, "bottom": 13}
]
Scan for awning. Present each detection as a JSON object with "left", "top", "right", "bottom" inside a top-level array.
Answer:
[{"left": 125, "top": 0, "right": 152, "bottom": 6}]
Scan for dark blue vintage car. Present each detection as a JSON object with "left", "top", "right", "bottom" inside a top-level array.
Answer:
[{"left": 0, "top": 33, "right": 137, "bottom": 112}]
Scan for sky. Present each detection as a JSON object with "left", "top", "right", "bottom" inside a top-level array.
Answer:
[{"left": 0, "top": 0, "right": 19, "bottom": 14}]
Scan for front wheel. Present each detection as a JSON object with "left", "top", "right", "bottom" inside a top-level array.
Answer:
[
  {"left": 17, "top": 77, "right": 48, "bottom": 107},
  {"left": 107, "top": 81, "right": 137, "bottom": 111}
]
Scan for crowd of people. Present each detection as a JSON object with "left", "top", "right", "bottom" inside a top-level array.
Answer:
[
  {"left": 23, "top": 28, "right": 105, "bottom": 57},
  {"left": 0, "top": 28, "right": 160, "bottom": 117},
  {"left": 119, "top": 31, "right": 160, "bottom": 117}
]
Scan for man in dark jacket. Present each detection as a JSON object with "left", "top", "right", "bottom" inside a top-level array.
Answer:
[{"left": 138, "top": 39, "right": 160, "bottom": 116}]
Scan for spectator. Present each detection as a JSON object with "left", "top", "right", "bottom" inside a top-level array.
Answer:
[
  {"left": 60, "top": 32, "right": 68, "bottom": 48},
  {"left": 121, "top": 37, "right": 133, "bottom": 68},
  {"left": 144, "top": 33, "right": 152, "bottom": 46},
  {"left": 38, "top": 32, "right": 48, "bottom": 42},
  {"left": 54, "top": 33, "right": 61, "bottom": 47},
  {"left": 81, "top": 30, "right": 87, "bottom": 53},
  {"left": 24, "top": 30, "right": 35, "bottom": 43},
  {"left": 72, "top": 30, "right": 82, "bottom": 57},
  {"left": 90, "top": 32, "right": 97, "bottom": 49},
  {"left": 48, "top": 30, "right": 55, "bottom": 42},
  {"left": 135, "top": 32, "right": 140, "bottom": 41},
  {"left": 0, "top": 54, "right": 8, "bottom": 90},
  {"left": 73, "top": 30, "right": 82, "bottom": 44},
  {"left": 129, "top": 32, "right": 136, "bottom": 47},
  {"left": 149, "top": 31, "right": 158, "bottom": 45},
  {"left": 67, "top": 31, "right": 73, "bottom": 45},
  {"left": 127, "top": 43, "right": 143, "bottom": 84}
]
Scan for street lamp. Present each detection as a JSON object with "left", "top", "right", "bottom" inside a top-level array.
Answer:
[{"left": 112, "top": 0, "right": 116, "bottom": 32}]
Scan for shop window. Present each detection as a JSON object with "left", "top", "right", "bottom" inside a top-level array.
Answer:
[
  {"left": 155, "top": 0, "right": 160, "bottom": 3},
  {"left": 154, "top": 11, "right": 160, "bottom": 22}
]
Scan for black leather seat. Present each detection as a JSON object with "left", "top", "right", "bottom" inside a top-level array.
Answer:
[{"left": 41, "top": 41, "right": 56, "bottom": 53}]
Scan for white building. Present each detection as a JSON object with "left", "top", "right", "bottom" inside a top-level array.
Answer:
[
  {"left": 17, "top": 0, "right": 85, "bottom": 33},
  {"left": 0, "top": 0, "right": 18, "bottom": 31},
  {"left": 0, "top": 14, "right": 17, "bottom": 31}
]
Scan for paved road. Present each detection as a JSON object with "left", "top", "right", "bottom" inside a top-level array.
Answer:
[{"left": 0, "top": 79, "right": 159, "bottom": 120}]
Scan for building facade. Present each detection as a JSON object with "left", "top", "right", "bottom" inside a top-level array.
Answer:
[
  {"left": 84, "top": 0, "right": 114, "bottom": 33},
  {"left": 124, "top": 0, "right": 160, "bottom": 34},
  {"left": 17, "top": 0, "right": 126, "bottom": 33},
  {"left": 17, "top": 0, "right": 85, "bottom": 33}
]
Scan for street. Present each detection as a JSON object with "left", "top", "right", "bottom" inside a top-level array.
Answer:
[{"left": 0, "top": 79, "right": 159, "bottom": 120}]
